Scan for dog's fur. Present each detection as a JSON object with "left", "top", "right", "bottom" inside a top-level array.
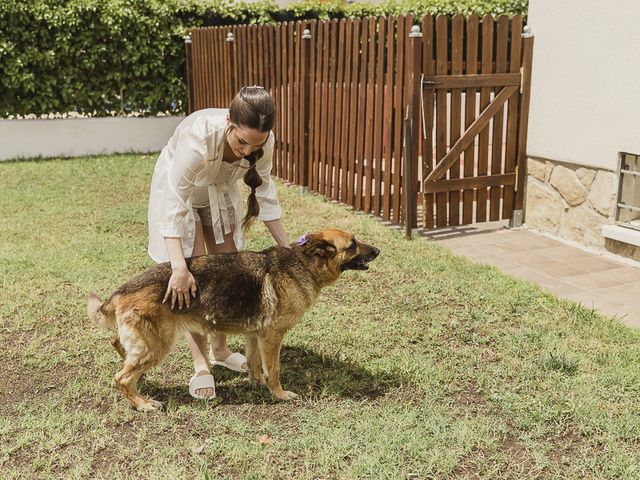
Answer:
[{"left": 88, "top": 228, "right": 379, "bottom": 411}]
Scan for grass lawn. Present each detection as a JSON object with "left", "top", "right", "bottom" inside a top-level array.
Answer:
[{"left": 1, "top": 153, "right": 640, "bottom": 479}]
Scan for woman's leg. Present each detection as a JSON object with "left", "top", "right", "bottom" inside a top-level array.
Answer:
[
  {"left": 202, "top": 221, "right": 238, "bottom": 362},
  {"left": 185, "top": 219, "right": 214, "bottom": 397}
]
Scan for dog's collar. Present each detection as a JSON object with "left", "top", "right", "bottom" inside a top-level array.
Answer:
[{"left": 296, "top": 232, "right": 309, "bottom": 246}]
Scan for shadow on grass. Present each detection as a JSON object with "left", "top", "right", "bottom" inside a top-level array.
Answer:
[{"left": 140, "top": 345, "right": 403, "bottom": 407}]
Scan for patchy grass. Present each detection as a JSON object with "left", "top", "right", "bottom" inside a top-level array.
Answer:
[{"left": 1, "top": 154, "right": 640, "bottom": 479}]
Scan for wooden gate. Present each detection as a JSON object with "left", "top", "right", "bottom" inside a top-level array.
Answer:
[
  {"left": 184, "top": 15, "right": 534, "bottom": 234},
  {"left": 410, "top": 15, "right": 534, "bottom": 229}
]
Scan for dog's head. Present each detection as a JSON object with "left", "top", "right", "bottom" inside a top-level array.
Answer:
[{"left": 296, "top": 229, "right": 379, "bottom": 283}]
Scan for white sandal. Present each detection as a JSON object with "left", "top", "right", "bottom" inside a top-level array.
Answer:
[
  {"left": 189, "top": 372, "right": 216, "bottom": 399},
  {"left": 211, "top": 352, "right": 248, "bottom": 373}
]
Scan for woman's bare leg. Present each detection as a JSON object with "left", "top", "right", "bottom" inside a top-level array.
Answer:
[
  {"left": 185, "top": 219, "right": 214, "bottom": 397},
  {"left": 202, "top": 224, "right": 238, "bottom": 362}
]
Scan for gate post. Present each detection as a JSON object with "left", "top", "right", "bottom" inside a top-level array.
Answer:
[
  {"left": 511, "top": 25, "right": 535, "bottom": 228},
  {"left": 300, "top": 27, "right": 312, "bottom": 193},
  {"left": 226, "top": 31, "right": 235, "bottom": 103},
  {"left": 184, "top": 34, "right": 194, "bottom": 115},
  {"left": 405, "top": 24, "right": 422, "bottom": 238}
]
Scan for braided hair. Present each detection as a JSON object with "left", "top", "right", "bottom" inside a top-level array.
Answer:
[{"left": 227, "top": 86, "right": 275, "bottom": 231}]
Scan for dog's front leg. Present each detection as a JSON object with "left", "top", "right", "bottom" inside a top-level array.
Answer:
[
  {"left": 245, "top": 334, "right": 266, "bottom": 385},
  {"left": 258, "top": 330, "right": 298, "bottom": 401}
]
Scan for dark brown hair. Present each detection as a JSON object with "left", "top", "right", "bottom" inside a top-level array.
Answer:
[{"left": 228, "top": 86, "right": 275, "bottom": 231}]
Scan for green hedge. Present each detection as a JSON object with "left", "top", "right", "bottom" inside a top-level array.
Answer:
[{"left": 0, "top": 0, "right": 528, "bottom": 118}]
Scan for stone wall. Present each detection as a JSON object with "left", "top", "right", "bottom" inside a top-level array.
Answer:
[{"left": 525, "top": 157, "right": 617, "bottom": 249}]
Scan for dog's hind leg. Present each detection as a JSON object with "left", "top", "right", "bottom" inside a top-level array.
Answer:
[
  {"left": 258, "top": 330, "right": 298, "bottom": 401},
  {"left": 245, "top": 334, "right": 266, "bottom": 385},
  {"left": 115, "top": 360, "right": 163, "bottom": 412},
  {"left": 114, "top": 313, "right": 174, "bottom": 412},
  {"left": 110, "top": 336, "right": 126, "bottom": 360}
]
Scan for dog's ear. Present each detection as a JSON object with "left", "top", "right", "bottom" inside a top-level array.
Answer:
[{"left": 303, "top": 236, "right": 337, "bottom": 258}]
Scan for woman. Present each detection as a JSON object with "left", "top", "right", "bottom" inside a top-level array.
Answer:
[{"left": 147, "top": 86, "right": 289, "bottom": 399}]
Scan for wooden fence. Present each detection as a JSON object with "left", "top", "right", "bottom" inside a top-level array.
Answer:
[{"left": 184, "top": 15, "right": 534, "bottom": 233}]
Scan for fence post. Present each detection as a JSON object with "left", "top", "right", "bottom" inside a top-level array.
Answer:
[
  {"left": 300, "top": 27, "right": 312, "bottom": 193},
  {"left": 510, "top": 25, "right": 534, "bottom": 228},
  {"left": 226, "top": 31, "right": 235, "bottom": 102},
  {"left": 405, "top": 24, "right": 422, "bottom": 239},
  {"left": 184, "top": 34, "right": 194, "bottom": 115}
]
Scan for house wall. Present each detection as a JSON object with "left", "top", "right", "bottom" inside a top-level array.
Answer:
[
  {"left": 0, "top": 116, "right": 185, "bottom": 161},
  {"left": 525, "top": 0, "right": 640, "bottom": 260}
]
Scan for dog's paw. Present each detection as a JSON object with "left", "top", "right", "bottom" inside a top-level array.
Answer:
[
  {"left": 249, "top": 373, "right": 267, "bottom": 385},
  {"left": 136, "top": 399, "right": 163, "bottom": 412},
  {"left": 274, "top": 390, "right": 298, "bottom": 401}
]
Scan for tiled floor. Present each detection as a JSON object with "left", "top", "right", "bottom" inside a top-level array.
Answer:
[{"left": 422, "top": 221, "right": 640, "bottom": 328}]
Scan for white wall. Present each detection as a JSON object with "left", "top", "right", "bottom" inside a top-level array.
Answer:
[
  {"left": 0, "top": 116, "right": 185, "bottom": 161},
  {"left": 527, "top": 0, "right": 640, "bottom": 170}
]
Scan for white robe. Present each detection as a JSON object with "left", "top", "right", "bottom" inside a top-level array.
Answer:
[{"left": 147, "top": 108, "right": 281, "bottom": 263}]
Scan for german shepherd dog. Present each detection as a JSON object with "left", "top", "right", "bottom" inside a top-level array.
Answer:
[{"left": 88, "top": 229, "right": 379, "bottom": 412}]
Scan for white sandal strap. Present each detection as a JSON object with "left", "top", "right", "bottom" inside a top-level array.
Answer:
[{"left": 189, "top": 373, "right": 215, "bottom": 399}]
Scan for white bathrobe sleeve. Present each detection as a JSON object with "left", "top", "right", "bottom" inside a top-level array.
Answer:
[
  {"left": 157, "top": 129, "right": 208, "bottom": 237},
  {"left": 254, "top": 134, "right": 282, "bottom": 222}
]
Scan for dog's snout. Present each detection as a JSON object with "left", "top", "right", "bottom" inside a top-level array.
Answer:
[{"left": 370, "top": 247, "right": 380, "bottom": 259}]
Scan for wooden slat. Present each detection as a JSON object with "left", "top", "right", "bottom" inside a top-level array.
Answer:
[
  {"left": 331, "top": 20, "right": 346, "bottom": 201},
  {"left": 190, "top": 30, "right": 200, "bottom": 109},
  {"left": 323, "top": 19, "right": 338, "bottom": 198},
  {"left": 324, "top": 19, "right": 338, "bottom": 197},
  {"left": 490, "top": 15, "right": 509, "bottom": 221},
  {"left": 476, "top": 15, "right": 494, "bottom": 223},
  {"left": 421, "top": 15, "right": 435, "bottom": 228},
  {"left": 294, "top": 21, "right": 302, "bottom": 184},
  {"left": 202, "top": 29, "right": 212, "bottom": 107},
  {"left": 448, "top": 14, "right": 464, "bottom": 226},
  {"left": 515, "top": 31, "right": 535, "bottom": 211},
  {"left": 423, "top": 73, "right": 520, "bottom": 89},
  {"left": 340, "top": 18, "right": 354, "bottom": 203},
  {"left": 502, "top": 15, "right": 523, "bottom": 219},
  {"left": 273, "top": 24, "right": 282, "bottom": 177},
  {"left": 462, "top": 15, "right": 479, "bottom": 225},
  {"left": 372, "top": 17, "right": 386, "bottom": 216},
  {"left": 298, "top": 21, "right": 306, "bottom": 186},
  {"left": 280, "top": 22, "right": 290, "bottom": 180},
  {"left": 312, "top": 21, "right": 324, "bottom": 193},
  {"left": 425, "top": 85, "right": 518, "bottom": 183},
  {"left": 219, "top": 27, "right": 226, "bottom": 104},
  {"left": 424, "top": 173, "right": 515, "bottom": 193},
  {"left": 382, "top": 16, "right": 394, "bottom": 221},
  {"left": 287, "top": 21, "right": 294, "bottom": 182},
  {"left": 364, "top": 17, "right": 376, "bottom": 212},
  {"left": 214, "top": 28, "right": 223, "bottom": 106},
  {"left": 307, "top": 21, "right": 317, "bottom": 192},
  {"left": 355, "top": 17, "right": 371, "bottom": 211},
  {"left": 390, "top": 16, "right": 407, "bottom": 223},
  {"left": 319, "top": 21, "right": 330, "bottom": 194},
  {"left": 434, "top": 15, "right": 448, "bottom": 227},
  {"left": 252, "top": 24, "right": 259, "bottom": 85},
  {"left": 223, "top": 27, "right": 231, "bottom": 103},
  {"left": 346, "top": 18, "right": 361, "bottom": 207},
  {"left": 258, "top": 24, "right": 265, "bottom": 86},
  {"left": 209, "top": 27, "right": 220, "bottom": 108}
]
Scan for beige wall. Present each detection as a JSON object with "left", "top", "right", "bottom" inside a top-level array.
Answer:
[
  {"left": 527, "top": 0, "right": 640, "bottom": 171},
  {"left": 0, "top": 116, "right": 184, "bottom": 161}
]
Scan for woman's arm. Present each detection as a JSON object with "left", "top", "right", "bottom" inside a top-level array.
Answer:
[
  {"left": 264, "top": 218, "right": 290, "bottom": 247},
  {"left": 162, "top": 237, "right": 198, "bottom": 309}
]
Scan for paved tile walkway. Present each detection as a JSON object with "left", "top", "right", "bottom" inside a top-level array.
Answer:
[{"left": 422, "top": 221, "right": 640, "bottom": 328}]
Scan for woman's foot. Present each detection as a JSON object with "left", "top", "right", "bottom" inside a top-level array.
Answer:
[
  {"left": 211, "top": 352, "right": 248, "bottom": 373},
  {"left": 189, "top": 370, "right": 215, "bottom": 399},
  {"left": 210, "top": 345, "right": 234, "bottom": 363}
]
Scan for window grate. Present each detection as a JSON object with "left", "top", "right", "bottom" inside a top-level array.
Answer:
[{"left": 615, "top": 152, "right": 640, "bottom": 231}]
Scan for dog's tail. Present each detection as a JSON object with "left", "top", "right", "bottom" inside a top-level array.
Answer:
[{"left": 88, "top": 292, "right": 117, "bottom": 331}]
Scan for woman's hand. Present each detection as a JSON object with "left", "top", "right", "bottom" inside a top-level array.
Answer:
[{"left": 163, "top": 264, "right": 198, "bottom": 310}]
